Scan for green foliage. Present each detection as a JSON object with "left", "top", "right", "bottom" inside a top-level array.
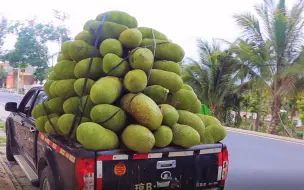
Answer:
[{"left": 0, "top": 17, "right": 8, "bottom": 56}]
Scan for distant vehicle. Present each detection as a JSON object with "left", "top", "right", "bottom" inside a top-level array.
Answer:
[{"left": 4, "top": 86, "right": 229, "bottom": 190}]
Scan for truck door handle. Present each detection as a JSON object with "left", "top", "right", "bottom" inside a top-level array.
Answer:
[
  {"left": 29, "top": 127, "right": 36, "bottom": 133},
  {"left": 157, "top": 160, "right": 176, "bottom": 169}
]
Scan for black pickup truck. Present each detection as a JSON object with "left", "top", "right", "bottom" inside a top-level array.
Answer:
[{"left": 4, "top": 86, "right": 229, "bottom": 190}]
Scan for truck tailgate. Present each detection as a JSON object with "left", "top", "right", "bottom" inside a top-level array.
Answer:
[{"left": 96, "top": 144, "right": 225, "bottom": 190}]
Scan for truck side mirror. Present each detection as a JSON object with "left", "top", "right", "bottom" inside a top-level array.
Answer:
[{"left": 5, "top": 102, "right": 18, "bottom": 112}]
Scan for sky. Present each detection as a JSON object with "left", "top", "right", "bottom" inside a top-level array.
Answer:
[{"left": 0, "top": 0, "right": 298, "bottom": 64}]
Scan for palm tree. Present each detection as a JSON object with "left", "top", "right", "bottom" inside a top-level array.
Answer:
[
  {"left": 232, "top": 0, "right": 304, "bottom": 134},
  {"left": 182, "top": 39, "right": 241, "bottom": 119}
]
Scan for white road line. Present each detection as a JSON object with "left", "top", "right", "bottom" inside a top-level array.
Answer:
[{"left": 228, "top": 130, "right": 304, "bottom": 146}]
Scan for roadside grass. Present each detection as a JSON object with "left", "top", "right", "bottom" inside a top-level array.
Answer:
[
  {"left": 0, "top": 137, "right": 5, "bottom": 146},
  {"left": 0, "top": 121, "right": 5, "bottom": 132}
]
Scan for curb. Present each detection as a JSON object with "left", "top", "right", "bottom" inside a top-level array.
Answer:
[{"left": 225, "top": 127, "right": 304, "bottom": 144}]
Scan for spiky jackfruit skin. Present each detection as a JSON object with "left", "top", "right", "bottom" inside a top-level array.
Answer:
[
  {"left": 45, "top": 117, "right": 63, "bottom": 135},
  {"left": 48, "top": 72, "right": 57, "bottom": 80},
  {"left": 143, "top": 85, "right": 169, "bottom": 104},
  {"left": 171, "top": 123, "right": 200, "bottom": 148},
  {"left": 68, "top": 40, "right": 100, "bottom": 62},
  {"left": 55, "top": 79, "right": 77, "bottom": 99},
  {"left": 32, "top": 103, "right": 49, "bottom": 119},
  {"left": 86, "top": 20, "right": 128, "bottom": 41},
  {"left": 178, "top": 110, "right": 205, "bottom": 139},
  {"left": 44, "top": 80, "right": 55, "bottom": 98},
  {"left": 36, "top": 114, "right": 58, "bottom": 133},
  {"left": 74, "top": 57, "right": 104, "bottom": 80},
  {"left": 57, "top": 53, "right": 69, "bottom": 62},
  {"left": 118, "top": 28, "right": 142, "bottom": 48},
  {"left": 159, "top": 104, "right": 179, "bottom": 127},
  {"left": 129, "top": 93, "right": 163, "bottom": 131},
  {"left": 207, "top": 124, "right": 226, "bottom": 142},
  {"left": 48, "top": 97, "right": 64, "bottom": 114},
  {"left": 76, "top": 122, "right": 119, "bottom": 150},
  {"left": 141, "top": 38, "right": 185, "bottom": 62},
  {"left": 196, "top": 114, "right": 221, "bottom": 127},
  {"left": 58, "top": 114, "right": 90, "bottom": 138},
  {"left": 170, "top": 89, "right": 197, "bottom": 110},
  {"left": 83, "top": 19, "right": 95, "bottom": 31},
  {"left": 137, "top": 27, "right": 168, "bottom": 40},
  {"left": 90, "top": 104, "right": 127, "bottom": 132},
  {"left": 121, "top": 124, "right": 155, "bottom": 153},
  {"left": 80, "top": 95, "right": 96, "bottom": 118},
  {"left": 182, "top": 84, "right": 194, "bottom": 91},
  {"left": 61, "top": 41, "right": 73, "bottom": 60},
  {"left": 74, "top": 78, "right": 95, "bottom": 96},
  {"left": 54, "top": 60, "right": 76, "bottom": 79},
  {"left": 153, "top": 61, "right": 182, "bottom": 75},
  {"left": 90, "top": 76, "right": 123, "bottom": 104},
  {"left": 102, "top": 53, "right": 129, "bottom": 77},
  {"left": 96, "top": 11, "right": 138, "bottom": 28},
  {"left": 129, "top": 48, "right": 154, "bottom": 72},
  {"left": 63, "top": 97, "right": 80, "bottom": 114},
  {"left": 153, "top": 125, "right": 173, "bottom": 147},
  {"left": 201, "top": 127, "right": 215, "bottom": 144},
  {"left": 123, "top": 70, "right": 147, "bottom": 93},
  {"left": 188, "top": 99, "right": 201, "bottom": 114},
  {"left": 148, "top": 69, "right": 183, "bottom": 93},
  {"left": 120, "top": 93, "right": 136, "bottom": 114},
  {"left": 99, "top": 38, "right": 123, "bottom": 57},
  {"left": 49, "top": 81, "right": 58, "bottom": 97},
  {"left": 74, "top": 30, "right": 95, "bottom": 45}
]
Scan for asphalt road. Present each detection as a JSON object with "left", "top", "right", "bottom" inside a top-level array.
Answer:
[
  {"left": 223, "top": 131, "right": 304, "bottom": 190},
  {"left": 0, "top": 92, "right": 23, "bottom": 107}
]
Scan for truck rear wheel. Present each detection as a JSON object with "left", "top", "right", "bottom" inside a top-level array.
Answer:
[
  {"left": 6, "top": 131, "right": 15, "bottom": 161},
  {"left": 40, "top": 166, "right": 56, "bottom": 190}
]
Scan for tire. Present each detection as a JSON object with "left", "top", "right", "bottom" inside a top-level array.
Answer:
[
  {"left": 40, "top": 166, "right": 57, "bottom": 190},
  {"left": 6, "top": 131, "right": 15, "bottom": 161}
]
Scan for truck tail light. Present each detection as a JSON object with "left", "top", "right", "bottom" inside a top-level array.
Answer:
[
  {"left": 218, "top": 147, "right": 229, "bottom": 185},
  {"left": 75, "top": 158, "right": 95, "bottom": 190}
]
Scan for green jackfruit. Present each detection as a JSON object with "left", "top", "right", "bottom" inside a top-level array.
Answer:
[
  {"left": 129, "top": 93, "right": 163, "bottom": 130},
  {"left": 61, "top": 41, "right": 73, "bottom": 60},
  {"left": 182, "top": 84, "right": 194, "bottom": 91},
  {"left": 170, "top": 89, "right": 197, "bottom": 110},
  {"left": 129, "top": 48, "right": 154, "bottom": 72},
  {"left": 171, "top": 123, "right": 200, "bottom": 148},
  {"left": 48, "top": 72, "right": 57, "bottom": 80},
  {"left": 49, "top": 81, "right": 58, "bottom": 97},
  {"left": 54, "top": 60, "right": 76, "bottom": 79},
  {"left": 90, "top": 104, "right": 127, "bottom": 132},
  {"left": 44, "top": 80, "right": 55, "bottom": 98},
  {"left": 153, "top": 61, "right": 182, "bottom": 75},
  {"left": 36, "top": 114, "right": 58, "bottom": 133},
  {"left": 80, "top": 95, "right": 96, "bottom": 118},
  {"left": 83, "top": 19, "right": 95, "bottom": 31},
  {"left": 207, "top": 124, "right": 226, "bottom": 142},
  {"left": 118, "top": 28, "right": 142, "bottom": 48},
  {"left": 58, "top": 114, "right": 90, "bottom": 138},
  {"left": 153, "top": 125, "right": 173, "bottom": 147},
  {"left": 74, "top": 78, "right": 95, "bottom": 96},
  {"left": 76, "top": 122, "right": 119, "bottom": 150},
  {"left": 74, "top": 57, "right": 104, "bottom": 80},
  {"left": 68, "top": 40, "right": 101, "bottom": 62},
  {"left": 57, "top": 53, "right": 69, "bottom": 62},
  {"left": 99, "top": 38, "right": 123, "bottom": 57},
  {"left": 55, "top": 79, "right": 77, "bottom": 99},
  {"left": 32, "top": 103, "right": 49, "bottom": 119},
  {"left": 137, "top": 27, "right": 168, "bottom": 40},
  {"left": 45, "top": 117, "right": 63, "bottom": 135},
  {"left": 178, "top": 110, "right": 205, "bottom": 138},
  {"left": 148, "top": 69, "right": 183, "bottom": 93},
  {"left": 48, "top": 97, "right": 64, "bottom": 114},
  {"left": 121, "top": 124, "right": 155, "bottom": 153},
  {"left": 87, "top": 20, "right": 128, "bottom": 41},
  {"left": 201, "top": 128, "right": 215, "bottom": 144},
  {"left": 188, "top": 99, "right": 202, "bottom": 114},
  {"left": 141, "top": 38, "right": 185, "bottom": 62},
  {"left": 96, "top": 11, "right": 138, "bottom": 28},
  {"left": 143, "top": 85, "right": 169, "bottom": 104},
  {"left": 123, "top": 70, "right": 147, "bottom": 93},
  {"left": 90, "top": 76, "right": 123, "bottom": 104},
  {"left": 159, "top": 104, "right": 179, "bottom": 127},
  {"left": 63, "top": 97, "right": 80, "bottom": 114},
  {"left": 196, "top": 114, "right": 221, "bottom": 127},
  {"left": 102, "top": 53, "right": 129, "bottom": 77},
  {"left": 74, "top": 30, "right": 95, "bottom": 45},
  {"left": 120, "top": 93, "right": 136, "bottom": 114}
]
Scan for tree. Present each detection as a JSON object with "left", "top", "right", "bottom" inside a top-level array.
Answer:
[
  {"left": 0, "top": 17, "right": 8, "bottom": 55},
  {"left": 182, "top": 39, "right": 241, "bottom": 119},
  {"left": 232, "top": 0, "right": 304, "bottom": 134},
  {"left": 0, "top": 65, "right": 8, "bottom": 87}
]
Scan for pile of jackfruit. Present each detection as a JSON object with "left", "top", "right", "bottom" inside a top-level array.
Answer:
[{"left": 31, "top": 10, "right": 226, "bottom": 153}]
